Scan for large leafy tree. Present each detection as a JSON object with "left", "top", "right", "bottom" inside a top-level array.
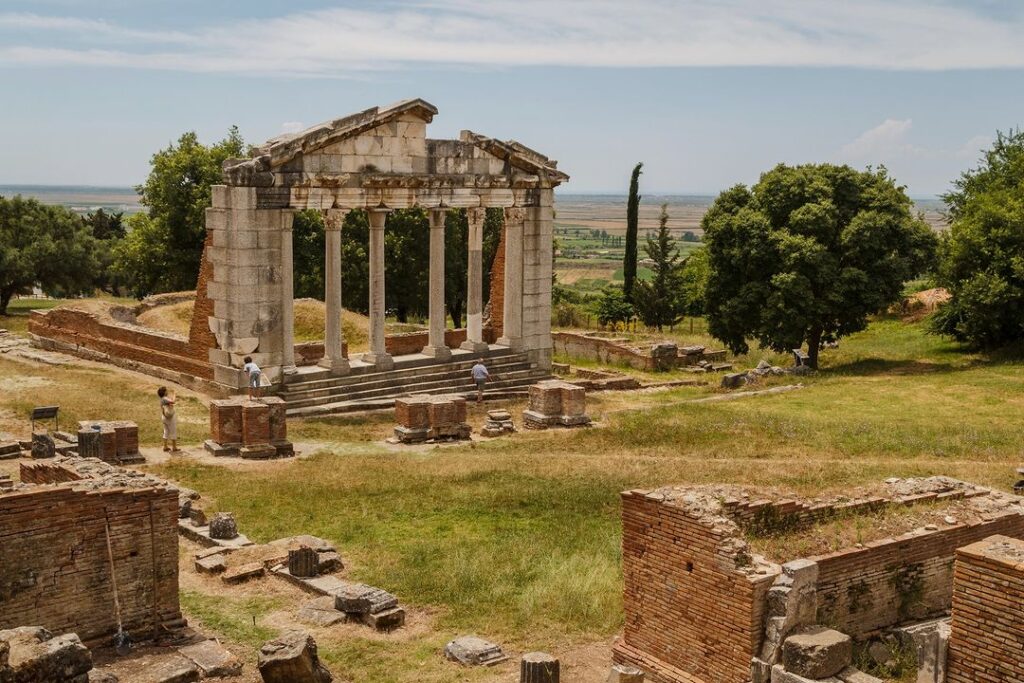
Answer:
[
  {"left": 0, "top": 196, "right": 99, "bottom": 314},
  {"left": 623, "top": 162, "right": 643, "bottom": 301},
  {"left": 114, "top": 128, "right": 245, "bottom": 296},
  {"left": 84, "top": 209, "right": 125, "bottom": 295},
  {"left": 633, "top": 203, "right": 684, "bottom": 331},
  {"left": 932, "top": 130, "right": 1024, "bottom": 348},
  {"left": 703, "top": 163, "right": 937, "bottom": 369}
]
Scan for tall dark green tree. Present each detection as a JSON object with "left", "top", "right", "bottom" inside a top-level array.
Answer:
[
  {"left": 445, "top": 209, "right": 468, "bottom": 327},
  {"left": 932, "top": 129, "right": 1024, "bottom": 348},
  {"left": 114, "top": 127, "right": 245, "bottom": 296},
  {"left": 84, "top": 209, "right": 125, "bottom": 295},
  {"left": 703, "top": 163, "right": 937, "bottom": 369},
  {"left": 633, "top": 204, "right": 684, "bottom": 331},
  {"left": 0, "top": 196, "right": 99, "bottom": 314},
  {"left": 623, "top": 162, "right": 643, "bottom": 301}
]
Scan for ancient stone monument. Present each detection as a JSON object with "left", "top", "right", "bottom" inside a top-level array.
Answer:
[
  {"left": 206, "top": 397, "right": 293, "bottom": 458},
  {"left": 393, "top": 394, "right": 471, "bottom": 443},
  {"left": 523, "top": 380, "right": 590, "bottom": 429},
  {"left": 200, "top": 98, "right": 567, "bottom": 394}
]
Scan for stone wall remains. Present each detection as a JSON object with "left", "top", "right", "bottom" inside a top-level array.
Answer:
[
  {"left": 0, "top": 465, "right": 182, "bottom": 645},
  {"left": 946, "top": 535, "right": 1024, "bottom": 683},
  {"left": 487, "top": 224, "right": 506, "bottom": 338}
]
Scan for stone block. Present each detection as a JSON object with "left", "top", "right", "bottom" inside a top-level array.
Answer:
[
  {"left": 178, "top": 639, "right": 242, "bottom": 678},
  {"left": 257, "top": 631, "right": 333, "bottom": 683},
  {"left": 289, "top": 546, "right": 319, "bottom": 578},
  {"left": 395, "top": 396, "right": 431, "bottom": 429},
  {"left": 362, "top": 607, "right": 405, "bottom": 631},
  {"left": 0, "top": 627, "right": 92, "bottom": 682},
  {"left": 242, "top": 401, "right": 271, "bottom": 444},
  {"left": 607, "top": 663, "right": 645, "bottom": 682},
  {"left": 520, "top": 652, "right": 559, "bottom": 683},
  {"left": 771, "top": 664, "right": 842, "bottom": 683},
  {"left": 209, "top": 512, "right": 239, "bottom": 540},
  {"left": 137, "top": 654, "right": 200, "bottom": 683},
  {"left": 194, "top": 554, "right": 227, "bottom": 574},
  {"left": 781, "top": 626, "right": 852, "bottom": 680},
  {"left": 221, "top": 562, "right": 264, "bottom": 584},
  {"left": 31, "top": 433, "right": 56, "bottom": 459},
  {"left": 837, "top": 667, "right": 884, "bottom": 683},
  {"left": 263, "top": 396, "right": 288, "bottom": 442},
  {"left": 297, "top": 597, "right": 347, "bottom": 628},
  {"left": 444, "top": 636, "right": 507, "bottom": 666},
  {"left": 333, "top": 583, "right": 398, "bottom": 615}
]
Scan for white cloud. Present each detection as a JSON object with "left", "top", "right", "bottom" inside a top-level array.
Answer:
[
  {"left": 1, "top": 1, "right": 1024, "bottom": 76},
  {"left": 280, "top": 121, "right": 304, "bottom": 134},
  {"left": 841, "top": 119, "right": 917, "bottom": 158}
]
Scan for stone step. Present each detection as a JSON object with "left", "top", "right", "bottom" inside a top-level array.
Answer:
[
  {"left": 287, "top": 375, "right": 547, "bottom": 417},
  {"left": 283, "top": 348, "right": 529, "bottom": 391},
  {"left": 284, "top": 368, "right": 547, "bottom": 410},
  {"left": 282, "top": 359, "right": 537, "bottom": 402}
]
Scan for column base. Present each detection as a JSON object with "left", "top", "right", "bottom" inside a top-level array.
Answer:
[
  {"left": 318, "top": 357, "right": 351, "bottom": 375},
  {"left": 460, "top": 340, "right": 489, "bottom": 353},
  {"left": 282, "top": 365, "right": 299, "bottom": 376},
  {"left": 421, "top": 345, "right": 453, "bottom": 361},
  {"left": 361, "top": 352, "right": 394, "bottom": 370}
]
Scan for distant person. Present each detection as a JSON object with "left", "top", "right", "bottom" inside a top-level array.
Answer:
[
  {"left": 157, "top": 386, "right": 178, "bottom": 453},
  {"left": 243, "top": 356, "right": 262, "bottom": 399},
  {"left": 471, "top": 358, "right": 491, "bottom": 404}
]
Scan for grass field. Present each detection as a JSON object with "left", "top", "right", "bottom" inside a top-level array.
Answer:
[{"left": 2, "top": 305, "right": 1020, "bottom": 682}]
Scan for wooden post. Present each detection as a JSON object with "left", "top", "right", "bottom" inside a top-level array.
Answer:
[{"left": 521, "top": 652, "right": 559, "bottom": 683}]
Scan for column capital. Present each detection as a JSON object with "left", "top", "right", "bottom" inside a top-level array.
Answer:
[
  {"left": 504, "top": 206, "right": 526, "bottom": 224},
  {"left": 281, "top": 208, "right": 297, "bottom": 232},
  {"left": 368, "top": 208, "right": 389, "bottom": 228},
  {"left": 323, "top": 208, "right": 348, "bottom": 231},
  {"left": 429, "top": 208, "right": 448, "bottom": 228},
  {"left": 466, "top": 207, "right": 486, "bottom": 227}
]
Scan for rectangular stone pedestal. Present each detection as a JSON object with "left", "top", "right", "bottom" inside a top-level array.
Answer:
[
  {"left": 394, "top": 394, "right": 471, "bottom": 443},
  {"left": 207, "top": 397, "right": 294, "bottom": 459},
  {"left": 522, "top": 380, "right": 591, "bottom": 430}
]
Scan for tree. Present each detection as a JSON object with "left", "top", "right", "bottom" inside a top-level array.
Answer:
[
  {"left": 0, "top": 196, "right": 99, "bottom": 314},
  {"left": 632, "top": 204, "right": 684, "bottom": 331},
  {"left": 292, "top": 209, "right": 326, "bottom": 300},
  {"left": 679, "top": 247, "right": 710, "bottom": 318},
  {"left": 594, "top": 285, "right": 634, "bottom": 329},
  {"left": 623, "top": 162, "right": 643, "bottom": 301},
  {"left": 84, "top": 209, "right": 125, "bottom": 295},
  {"left": 115, "top": 127, "right": 245, "bottom": 296},
  {"left": 445, "top": 209, "right": 468, "bottom": 328},
  {"left": 932, "top": 130, "right": 1024, "bottom": 348},
  {"left": 703, "top": 163, "right": 938, "bottom": 369}
]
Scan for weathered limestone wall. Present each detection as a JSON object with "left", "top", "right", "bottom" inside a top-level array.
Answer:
[
  {"left": 0, "top": 475, "right": 181, "bottom": 645},
  {"left": 520, "top": 198, "right": 554, "bottom": 369},
  {"left": 947, "top": 535, "right": 1024, "bottom": 682},
  {"left": 614, "top": 489, "right": 775, "bottom": 683}
]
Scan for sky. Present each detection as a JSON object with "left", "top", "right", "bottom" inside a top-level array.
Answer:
[{"left": 1, "top": 1, "right": 1023, "bottom": 196}]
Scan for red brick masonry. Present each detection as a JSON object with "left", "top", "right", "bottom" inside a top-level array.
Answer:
[{"left": 946, "top": 535, "right": 1024, "bottom": 683}]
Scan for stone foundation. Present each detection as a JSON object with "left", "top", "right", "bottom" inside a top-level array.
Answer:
[
  {"left": 205, "top": 397, "right": 293, "bottom": 458},
  {"left": 75, "top": 420, "right": 143, "bottom": 465},
  {"left": 946, "top": 535, "right": 1024, "bottom": 682},
  {"left": 394, "top": 394, "right": 471, "bottom": 443},
  {"left": 522, "top": 380, "right": 590, "bottom": 429}
]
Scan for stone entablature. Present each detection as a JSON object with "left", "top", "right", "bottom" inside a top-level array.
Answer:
[{"left": 203, "top": 98, "right": 566, "bottom": 391}]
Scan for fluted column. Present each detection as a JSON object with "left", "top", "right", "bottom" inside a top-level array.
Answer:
[
  {"left": 319, "top": 209, "right": 350, "bottom": 374},
  {"left": 497, "top": 207, "right": 525, "bottom": 350},
  {"left": 461, "top": 207, "right": 488, "bottom": 352},
  {"left": 280, "top": 209, "right": 298, "bottom": 374},
  {"left": 422, "top": 209, "right": 452, "bottom": 360},
  {"left": 363, "top": 208, "right": 394, "bottom": 369}
]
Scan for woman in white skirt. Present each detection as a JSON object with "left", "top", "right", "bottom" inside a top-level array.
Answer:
[{"left": 157, "top": 386, "right": 179, "bottom": 452}]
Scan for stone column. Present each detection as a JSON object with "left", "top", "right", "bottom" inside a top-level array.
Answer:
[
  {"left": 363, "top": 209, "right": 394, "bottom": 370},
  {"left": 497, "top": 207, "right": 525, "bottom": 350},
  {"left": 319, "top": 209, "right": 350, "bottom": 374},
  {"left": 461, "top": 207, "right": 489, "bottom": 352},
  {"left": 422, "top": 209, "right": 452, "bottom": 360},
  {"left": 280, "top": 209, "right": 298, "bottom": 374}
]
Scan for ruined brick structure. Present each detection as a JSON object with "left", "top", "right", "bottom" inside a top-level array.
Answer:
[
  {"left": 1, "top": 460, "right": 183, "bottom": 645},
  {"left": 946, "top": 535, "right": 1024, "bottom": 682},
  {"left": 614, "top": 479, "right": 1024, "bottom": 683},
  {"left": 206, "top": 396, "right": 293, "bottom": 458}
]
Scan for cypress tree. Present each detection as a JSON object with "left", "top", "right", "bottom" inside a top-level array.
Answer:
[{"left": 623, "top": 162, "right": 643, "bottom": 301}]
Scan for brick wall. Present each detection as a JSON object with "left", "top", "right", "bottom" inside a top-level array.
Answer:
[
  {"left": 487, "top": 224, "right": 506, "bottom": 338},
  {"left": 188, "top": 232, "right": 218, "bottom": 360},
  {"left": 29, "top": 307, "right": 214, "bottom": 380},
  {"left": 614, "top": 490, "right": 774, "bottom": 683},
  {"left": 0, "top": 483, "right": 182, "bottom": 645},
  {"left": 946, "top": 535, "right": 1024, "bottom": 683}
]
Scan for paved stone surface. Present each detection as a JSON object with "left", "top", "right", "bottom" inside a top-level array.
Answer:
[
  {"left": 178, "top": 639, "right": 242, "bottom": 678},
  {"left": 221, "top": 562, "right": 264, "bottom": 584},
  {"left": 781, "top": 626, "right": 852, "bottom": 679},
  {"left": 194, "top": 554, "right": 227, "bottom": 574},
  {"left": 136, "top": 653, "right": 200, "bottom": 683},
  {"left": 297, "top": 597, "right": 347, "bottom": 627}
]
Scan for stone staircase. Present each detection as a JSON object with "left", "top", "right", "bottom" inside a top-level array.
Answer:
[{"left": 281, "top": 346, "right": 550, "bottom": 417}]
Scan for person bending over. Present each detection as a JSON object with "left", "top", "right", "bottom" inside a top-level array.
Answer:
[{"left": 243, "top": 356, "right": 262, "bottom": 400}]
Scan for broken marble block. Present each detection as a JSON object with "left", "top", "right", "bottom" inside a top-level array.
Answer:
[
  {"left": 444, "top": 636, "right": 508, "bottom": 666},
  {"left": 780, "top": 626, "right": 852, "bottom": 679},
  {"left": 0, "top": 627, "right": 93, "bottom": 682},
  {"left": 208, "top": 512, "right": 239, "bottom": 540},
  {"left": 257, "top": 631, "right": 333, "bottom": 683},
  {"left": 333, "top": 583, "right": 398, "bottom": 615}
]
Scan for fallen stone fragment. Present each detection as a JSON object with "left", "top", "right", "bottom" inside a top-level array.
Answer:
[
  {"left": 257, "top": 630, "right": 333, "bottom": 683},
  {"left": 362, "top": 607, "right": 405, "bottom": 631},
  {"left": 836, "top": 667, "right": 883, "bottom": 683},
  {"left": 136, "top": 653, "right": 200, "bottom": 683},
  {"left": 781, "top": 626, "right": 852, "bottom": 679},
  {"left": 209, "top": 512, "right": 239, "bottom": 540},
  {"left": 607, "top": 663, "right": 645, "bottom": 682},
  {"left": 521, "top": 651, "right": 559, "bottom": 682},
  {"left": 178, "top": 639, "right": 242, "bottom": 678},
  {"left": 444, "top": 636, "right": 508, "bottom": 666},
  {"left": 297, "top": 597, "right": 347, "bottom": 628},
  {"left": 289, "top": 546, "right": 319, "bottom": 578},
  {"left": 88, "top": 671, "right": 120, "bottom": 682},
  {"left": 221, "top": 562, "right": 264, "bottom": 584},
  {"left": 0, "top": 626, "right": 93, "bottom": 682},
  {"left": 333, "top": 583, "right": 398, "bottom": 615},
  {"left": 770, "top": 664, "right": 842, "bottom": 682},
  {"left": 195, "top": 554, "right": 227, "bottom": 574}
]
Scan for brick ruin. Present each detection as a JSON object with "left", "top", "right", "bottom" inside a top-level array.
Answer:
[
  {"left": 1, "top": 459, "right": 183, "bottom": 646},
  {"left": 946, "top": 535, "right": 1024, "bottom": 682},
  {"left": 393, "top": 394, "right": 471, "bottom": 443},
  {"left": 205, "top": 396, "right": 294, "bottom": 458},
  {"left": 522, "top": 379, "right": 591, "bottom": 429},
  {"left": 614, "top": 478, "right": 1024, "bottom": 683}
]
